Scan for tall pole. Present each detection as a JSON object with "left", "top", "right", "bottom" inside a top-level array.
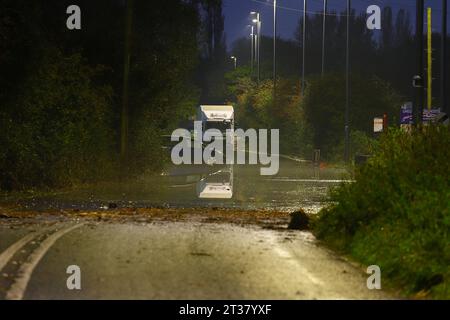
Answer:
[
  {"left": 257, "top": 15, "right": 261, "bottom": 84},
  {"left": 231, "top": 56, "right": 237, "bottom": 69},
  {"left": 414, "top": 0, "right": 424, "bottom": 125},
  {"left": 273, "top": 0, "right": 277, "bottom": 99},
  {"left": 321, "top": 0, "right": 327, "bottom": 76},
  {"left": 121, "top": 0, "right": 133, "bottom": 173},
  {"left": 427, "top": 8, "right": 433, "bottom": 111},
  {"left": 344, "top": 0, "right": 351, "bottom": 163},
  {"left": 252, "top": 12, "right": 262, "bottom": 84},
  {"left": 442, "top": 0, "right": 448, "bottom": 114},
  {"left": 250, "top": 25, "right": 255, "bottom": 76},
  {"left": 302, "top": 0, "right": 307, "bottom": 96}
]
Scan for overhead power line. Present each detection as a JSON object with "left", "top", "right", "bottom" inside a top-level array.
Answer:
[{"left": 249, "top": 0, "right": 442, "bottom": 16}]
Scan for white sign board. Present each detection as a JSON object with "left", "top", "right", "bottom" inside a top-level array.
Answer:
[{"left": 374, "top": 118, "right": 384, "bottom": 133}]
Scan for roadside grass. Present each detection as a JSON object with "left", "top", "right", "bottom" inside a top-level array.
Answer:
[{"left": 313, "top": 126, "right": 450, "bottom": 299}]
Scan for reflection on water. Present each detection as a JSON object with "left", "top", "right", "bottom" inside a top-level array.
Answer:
[
  {"left": 314, "top": 166, "right": 320, "bottom": 180},
  {"left": 13, "top": 159, "right": 351, "bottom": 213},
  {"left": 196, "top": 166, "right": 233, "bottom": 199}
]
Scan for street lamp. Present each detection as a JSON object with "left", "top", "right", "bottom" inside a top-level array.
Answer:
[
  {"left": 231, "top": 56, "right": 237, "bottom": 69},
  {"left": 301, "top": 0, "right": 307, "bottom": 96},
  {"left": 273, "top": 0, "right": 277, "bottom": 98},
  {"left": 249, "top": 25, "right": 255, "bottom": 75},
  {"left": 414, "top": 0, "right": 425, "bottom": 125},
  {"left": 251, "top": 11, "right": 262, "bottom": 83},
  {"left": 344, "top": 0, "right": 351, "bottom": 163},
  {"left": 321, "top": 0, "right": 327, "bottom": 76},
  {"left": 441, "top": 0, "right": 447, "bottom": 114}
]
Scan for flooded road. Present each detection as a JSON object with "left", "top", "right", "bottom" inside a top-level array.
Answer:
[
  {"left": 11, "top": 158, "right": 351, "bottom": 213},
  {"left": 0, "top": 158, "right": 392, "bottom": 301}
]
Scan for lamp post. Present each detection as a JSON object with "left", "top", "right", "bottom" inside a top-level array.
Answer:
[
  {"left": 250, "top": 25, "right": 255, "bottom": 75},
  {"left": 321, "top": 0, "right": 327, "bottom": 76},
  {"left": 414, "top": 0, "right": 425, "bottom": 125},
  {"left": 344, "top": 0, "right": 351, "bottom": 163},
  {"left": 273, "top": 0, "right": 277, "bottom": 99},
  {"left": 442, "top": 0, "right": 448, "bottom": 114},
  {"left": 121, "top": 0, "right": 133, "bottom": 174},
  {"left": 231, "top": 56, "right": 237, "bottom": 69},
  {"left": 251, "top": 12, "right": 262, "bottom": 83},
  {"left": 301, "top": 0, "right": 307, "bottom": 96}
]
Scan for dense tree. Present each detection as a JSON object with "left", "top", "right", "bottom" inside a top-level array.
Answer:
[
  {"left": 0, "top": 0, "right": 208, "bottom": 189},
  {"left": 195, "top": 0, "right": 229, "bottom": 103},
  {"left": 224, "top": 68, "right": 313, "bottom": 157},
  {"left": 303, "top": 74, "right": 401, "bottom": 160},
  {"left": 230, "top": 7, "right": 420, "bottom": 100},
  {"left": 228, "top": 7, "right": 419, "bottom": 160}
]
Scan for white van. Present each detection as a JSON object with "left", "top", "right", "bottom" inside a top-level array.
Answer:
[
  {"left": 197, "top": 105, "right": 234, "bottom": 133},
  {"left": 197, "top": 105, "right": 235, "bottom": 165},
  {"left": 196, "top": 165, "right": 234, "bottom": 199}
]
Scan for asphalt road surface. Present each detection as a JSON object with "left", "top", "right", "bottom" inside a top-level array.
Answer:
[
  {"left": 0, "top": 220, "right": 392, "bottom": 300},
  {"left": 0, "top": 159, "right": 394, "bottom": 300}
]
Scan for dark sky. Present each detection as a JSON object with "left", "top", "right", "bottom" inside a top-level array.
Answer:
[{"left": 223, "top": 0, "right": 445, "bottom": 48}]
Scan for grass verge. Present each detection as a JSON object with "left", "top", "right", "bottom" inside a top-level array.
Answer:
[{"left": 313, "top": 126, "right": 450, "bottom": 299}]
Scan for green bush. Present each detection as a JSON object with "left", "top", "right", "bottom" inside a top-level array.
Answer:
[
  {"left": 327, "top": 130, "right": 378, "bottom": 164},
  {"left": 225, "top": 70, "right": 314, "bottom": 158},
  {"left": 314, "top": 126, "right": 450, "bottom": 298},
  {"left": 303, "top": 73, "right": 401, "bottom": 161},
  {"left": 0, "top": 48, "right": 116, "bottom": 190}
]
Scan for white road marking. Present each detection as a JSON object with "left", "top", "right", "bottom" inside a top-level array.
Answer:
[
  {"left": 0, "top": 230, "right": 50, "bottom": 272},
  {"left": 266, "top": 179, "right": 355, "bottom": 183},
  {"left": 273, "top": 245, "right": 325, "bottom": 286},
  {"left": 5, "top": 223, "right": 84, "bottom": 300},
  {"left": 266, "top": 233, "right": 325, "bottom": 288}
]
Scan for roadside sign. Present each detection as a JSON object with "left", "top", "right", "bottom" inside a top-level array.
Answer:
[
  {"left": 400, "top": 103, "right": 442, "bottom": 125},
  {"left": 401, "top": 103, "right": 413, "bottom": 125},
  {"left": 374, "top": 118, "right": 384, "bottom": 133},
  {"left": 423, "top": 108, "right": 441, "bottom": 124}
]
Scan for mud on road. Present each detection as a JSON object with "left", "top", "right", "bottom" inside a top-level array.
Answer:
[
  {"left": 0, "top": 206, "right": 398, "bottom": 300},
  {"left": 0, "top": 206, "right": 293, "bottom": 229}
]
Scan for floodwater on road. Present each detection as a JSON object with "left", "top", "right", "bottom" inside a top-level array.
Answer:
[
  {"left": 10, "top": 158, "right": 352, "bottom": 213},
  {"left": 0, "top": 159, "right": 396, "bottom": 300}
]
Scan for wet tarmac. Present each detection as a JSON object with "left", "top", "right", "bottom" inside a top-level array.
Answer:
[
  {"left": 8, "top": 159, "right": 351, "bottom": 214},
  {"left": 0, "top": 158, "right": 392, "bottom": 301}
]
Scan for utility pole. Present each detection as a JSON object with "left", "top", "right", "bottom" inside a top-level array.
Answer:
[
  {"left": 121, "top": 0, "right": 133, "bottom": 173},
  {"left": 302, "top": 0, "right": 307, "bottom": 96},
  {"left": 427, "top": 8, "right": 433, "bottom": 111},
  {"left": 257, "top": 14, "right": 261, "bottom": 84},
  {"left": 251, "top": 12, "right": 262, "bottom": 84},
  {"left": 344, "top": 0, "right": 351, "bottom": 163},
  {"left": 250, "top": 25, "right": 255, "bottom": 76},
  {"left": 231, "top": 56, "right": 237, "bottom": 69},
  {"left": 273, "top": 0, "right": 277, "bottom": 100},
  {"left": 321, "top": 0, "right": 327, "bottom": 76},
  {"left": 414, "top": 0, "right": 425, "bottom": 125},
  {"left": 442, "top": 0, "right": 448, "bottom": 114}
]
